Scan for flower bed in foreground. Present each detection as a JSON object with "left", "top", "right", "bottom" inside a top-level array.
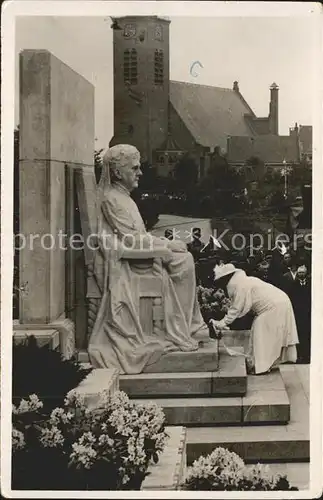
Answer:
[
  {"left": 12, "top": 390, "right": 168, "bottom": 490},
  {"left": 182, "top": 447, "right": 298, "bottom": 491}
]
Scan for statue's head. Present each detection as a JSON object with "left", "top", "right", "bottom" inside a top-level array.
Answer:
[{"left": 103, "top": 144, "right": 142, "bottom": 192}]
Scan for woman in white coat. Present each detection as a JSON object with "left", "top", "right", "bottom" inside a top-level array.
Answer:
[{"left": 210, "top": 263, "right": 299, "bottom": 374}]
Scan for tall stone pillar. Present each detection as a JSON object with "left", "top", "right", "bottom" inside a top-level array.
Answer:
[{"left": 15, "top": 50, "right": 95, "bottom": 356}]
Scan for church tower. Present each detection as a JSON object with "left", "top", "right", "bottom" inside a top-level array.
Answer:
[{"left": 110, "top": 16, "right": 170, "bottom": 164}]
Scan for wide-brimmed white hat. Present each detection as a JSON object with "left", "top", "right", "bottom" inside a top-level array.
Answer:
[{"left": 213, "top": 263, "right": 238, "bottom": 280}]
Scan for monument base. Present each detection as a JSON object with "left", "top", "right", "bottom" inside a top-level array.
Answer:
[
  {"left": 13, "top": 318, "right": 75, "bottom": 360},
  {"left": 143, "top": 341, "right": 219, "bottom": 373}
]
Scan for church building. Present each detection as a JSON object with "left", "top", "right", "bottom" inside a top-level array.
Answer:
[{"left": 110, "top": 16, "right": 305, "bottom": 177}]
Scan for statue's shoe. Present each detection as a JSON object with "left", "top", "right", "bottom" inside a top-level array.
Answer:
[{"left": 191, "top": 325, "right": 216, "bottom": 347}]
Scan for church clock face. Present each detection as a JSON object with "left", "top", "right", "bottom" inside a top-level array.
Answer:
[
  {"left": 124, "top": 24, "right": 136, "bottom": 38},
  {"left": 155, "top": 25, "right": 163, "bottom": 41}
]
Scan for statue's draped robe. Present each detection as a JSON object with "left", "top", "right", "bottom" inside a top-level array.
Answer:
[
  {"left": 88, "top": 183, "right": 208, "bottom": 374},
  {"left": 216, "top": 270, "right": 298, "bottom": 374}
]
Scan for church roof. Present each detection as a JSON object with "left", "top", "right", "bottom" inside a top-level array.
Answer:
[
  {"left": 227, "top": 134, "right": 300, "bottom": 164},
  {"left": 169, "top": 80, "right": 255, "bottom": 150}
]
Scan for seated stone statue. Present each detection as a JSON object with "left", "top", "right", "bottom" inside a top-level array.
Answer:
[{"left": 88, "top": 144, "right": 211, "bottom": 374}]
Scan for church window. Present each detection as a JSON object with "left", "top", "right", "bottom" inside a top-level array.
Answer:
[
  {"left": 155, "top": 25, "right": 163, "bottom": 41},
  {"left": 124, "top": 49, "right": 138, "bottom": 85},
  {"left": 154, "top": 49, "right": 164, "bottom": 85},
  {"left": 124, "top": 24, "right": 136, "bottom": 39}
]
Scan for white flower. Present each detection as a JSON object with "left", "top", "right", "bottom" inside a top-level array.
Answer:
[
  {"left": 39, "top": 426, "right": 64, "bottom": 448},
  {"left": 64, "top": 390, "right": 85, "bottom": 408},
  {"left": 50, "top": 407, "right": 65, "bottom": 425},
  {"left": 12, "top": 394, "right": 43, "bottom": 415},
  {"left": 98, "top": 434, "right": 114, "bottom": 447},
  {"left": 17, "top": 399, "right": 30, "bottom": 413},
  {"left": 70, "top": 441, "right": 97, "bottom": 470},
  {"left": 187, "top": 447, "right": 245, "bottom": 484},
  {"left": 123, "top": 435, "right": 147, "bottom": 468},
  {"left": 28, "top": 394, "right": 43, "bottom": 411},
  {"left": 12, "top": 428, "right": 25, "bottom": 451},
  {"left": 79, "top": 432, "right": 96, "bottom": 445},
  {"left": 245, "top": 463, "right": 276, "bottom": 488}
]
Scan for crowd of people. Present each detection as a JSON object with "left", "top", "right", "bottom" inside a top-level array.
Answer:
[{"left": 164, "top": 227, "right": 311, "bottom": 365}]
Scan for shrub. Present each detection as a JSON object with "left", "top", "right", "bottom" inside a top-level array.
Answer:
[
  {"left": 12, "top": 390, "right": 169, "bottom": 490},
  {"left": 183, "top": 448, "right": 298, "bottom": 491},
  {"left": 12, "top": 335, "right": 92, "bottom": 415}
]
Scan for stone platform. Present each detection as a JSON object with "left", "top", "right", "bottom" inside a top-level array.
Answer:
[
  {"left": 78, "top": 341, "right": 220, "bottom": 373},
  {"left": 143, "top": 342, "right": 219, "bottom": 373},
  {"left": 120, "top": 351, "right": 247, "bottom": 398},
  {"left": 132, "top": 371, "right": 290, "bottom": 426}
]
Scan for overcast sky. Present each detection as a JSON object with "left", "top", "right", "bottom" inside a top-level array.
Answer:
[{"left": 15, "top": 15, "right": 316, "bottom": 149}]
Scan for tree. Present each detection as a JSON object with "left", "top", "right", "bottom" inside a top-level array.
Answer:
[
  {"left": 245, "top": 156, "right": 265, "bottom": 183},
  {"left": 201, "top": 150, "right": 244, "bottom": 193},
  {"left": 195, "top": 149, "right": 245, "bottom": 215},
  {"left": 173, "top": 153, "right": 199, "bottom": 189}
]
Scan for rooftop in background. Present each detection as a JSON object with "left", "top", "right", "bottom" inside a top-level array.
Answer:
[
  {"left": 227, "top": 134, "right": 301, "bottom": 164},
  {"left": 169, "top": 80, "right": 254, "bottom": 151}
]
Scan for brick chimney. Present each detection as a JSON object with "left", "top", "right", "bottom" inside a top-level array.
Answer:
[
  {"left": 233, "top": 81, "right": 239, "bottom": 92},
  {"left": 269, "top": 82, "right": 279, "bottom": 135}
]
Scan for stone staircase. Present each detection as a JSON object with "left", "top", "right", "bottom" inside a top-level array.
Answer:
[
  {"left": 117, "top": 345, "right": 309, "bottom": 467},
  {"left": 77, "top": 336, "right": 309, "bottom": 488}
]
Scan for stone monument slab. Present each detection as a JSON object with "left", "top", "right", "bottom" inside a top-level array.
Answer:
[
  {"left": 18, "top": 49, "right": 94, "bottom": 349},
  {"left": 141, "top": 426, "right": 186, "bottom": 490},
  {"left": 143, "top": 341, "right": 219, "bottom": 373},
  {"left": 74, "top": 368, "right": 119, "bottom": 409}
]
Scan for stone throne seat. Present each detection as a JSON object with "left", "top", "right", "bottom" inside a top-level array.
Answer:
[{"left": 75, "top": 167, "right": 170, "bottom": 344}]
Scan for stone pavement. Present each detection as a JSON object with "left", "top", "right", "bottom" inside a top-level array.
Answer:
[{"left": 249, "top": 364, "right": 310, "bottom": 490}]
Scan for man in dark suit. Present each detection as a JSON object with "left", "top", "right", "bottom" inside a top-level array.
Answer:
[
  {"left": 288, "top": 264, "right": 311, "bottom": 363},
  {"left": 268, "top": 240, "right": 290, "bottom": 288},
  {"left": 187, "top": 227, "right": 205, "bottom": 262},
  {"left": 281, "top": 252, "right": 298, "bottom": 295}
]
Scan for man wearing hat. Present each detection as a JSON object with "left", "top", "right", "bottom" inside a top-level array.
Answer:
[{"left": 210, "top": 263, "right": 299, "bottom": 374}]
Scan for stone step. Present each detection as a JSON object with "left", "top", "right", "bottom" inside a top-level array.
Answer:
[
  {"left": 186, "top": 424, "right": 309, "bottom": 464},
  {"left": 132, "top": 371, "right": 290, "bottom": 426},
  {"left": 186, "top": 367, "right": 309, "bottom": 464},
  {"left": 120, "top": 352, "right": 247, "bottom": 397}
]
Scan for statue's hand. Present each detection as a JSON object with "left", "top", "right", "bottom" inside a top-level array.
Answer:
[
  {"left": 159, "top": 247, "right": 173, "bottom": 265},
  {"left": 167, "top": 240, "right": 187, "bottom": 253}
]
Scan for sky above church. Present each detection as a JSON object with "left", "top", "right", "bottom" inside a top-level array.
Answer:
[{"left": 15, "top": 15, "right": 316, "bottom": 149}]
